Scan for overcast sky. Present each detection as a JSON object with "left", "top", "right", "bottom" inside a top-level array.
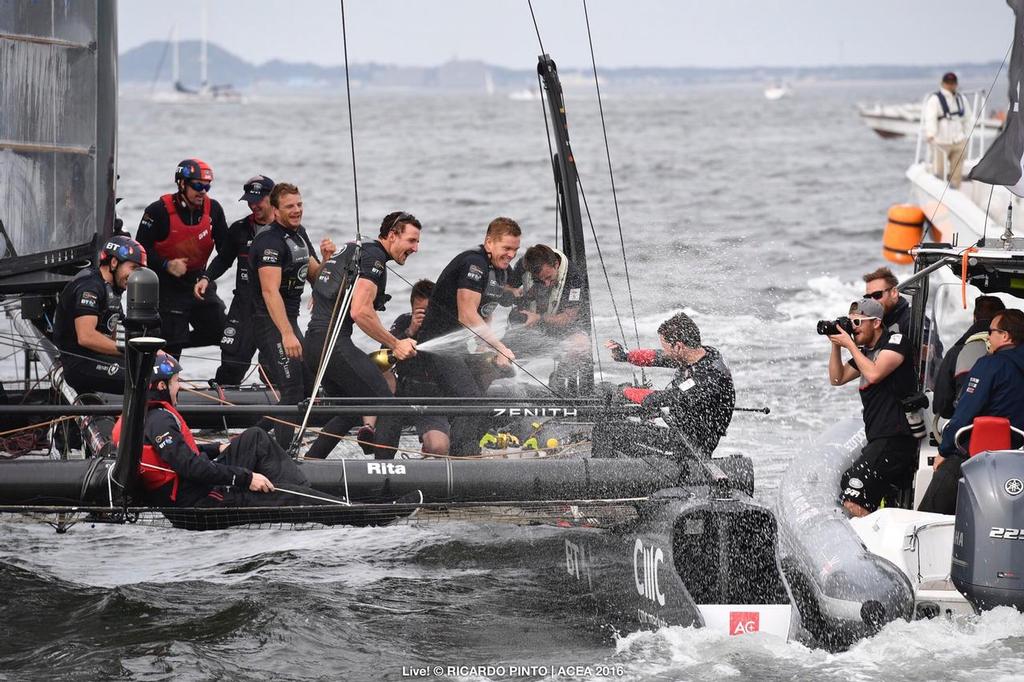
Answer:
[{"left": 118, "top": 0, "right": 1014, "bottom": 70}]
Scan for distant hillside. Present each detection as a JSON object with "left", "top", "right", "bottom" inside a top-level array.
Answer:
[{"left": 120, "top": 40, "right": 1006, "bottom": 91}]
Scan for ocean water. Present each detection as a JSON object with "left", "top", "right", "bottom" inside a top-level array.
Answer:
[{"left": 3, "top": 79, "right": 1024, "bottom": 680}]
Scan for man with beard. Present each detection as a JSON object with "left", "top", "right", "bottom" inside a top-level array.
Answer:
[
  {"left": 394, "top": 217, "right": 521, "bottom": 456},
  {"left": 136, "top": 159, "right": 229, "bottom": 357},
  {"left": 205, "top": 175, "right": 276, "bottom": 385},
  {"left": 249, "top": 182, "right": 335, "bottom": 448},
  {"left": 303, "top": 212, "right": 421, "bottom": 459},
  {"left": 53, "top": 236, "right": 147, "bottom": 394}
]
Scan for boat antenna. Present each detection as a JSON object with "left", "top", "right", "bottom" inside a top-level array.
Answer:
[
  {"left": 581, "top": 0, "right": 645, "bottom": 385},
  {"left": 527, "top": 0, "right": 546, "bottom": 55},
  {"left": 288, "top": 0, "right": 365, "bottom": 454}
]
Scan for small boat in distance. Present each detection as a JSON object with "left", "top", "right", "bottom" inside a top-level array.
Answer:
[
  {"left": 764, "top": 83, "right": 791, "bottom": 100},
  {"left": 150, "top": 6, "right": 244, "bottom": 104}
]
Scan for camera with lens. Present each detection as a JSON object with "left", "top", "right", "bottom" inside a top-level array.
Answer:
[{"left": 816, "top": 316, "right": 855, "bottom": 336}]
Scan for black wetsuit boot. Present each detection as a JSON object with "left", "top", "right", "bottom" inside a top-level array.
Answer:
[{"left": 252, "top": 313, "right": 310, "bottom": 449}]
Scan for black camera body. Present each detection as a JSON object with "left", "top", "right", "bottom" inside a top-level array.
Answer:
[{"left": 816, "top": 316, "right": 855, "bottom": 336}]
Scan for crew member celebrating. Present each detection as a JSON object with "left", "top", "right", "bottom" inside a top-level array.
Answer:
[
  {"left": 136, "top": 159, "right": 228, "bottom": 357},
  {"left": 398, "top": 217, "right": 520, "bottom": 456},
  {"left": 53, "top": 236, "right": 147, "bottom": 394},
  {"left": 207, "top": 175, "right": 276, "bottom": 385},
  {"left": 606, "top": 311, "right": 735, "bottom": 458},
  {"left": 249, "top": 182, "right": 335, "bottom": 448},
  {"left": 302, "top": 211, "right": 422, "bottom": 459},
  {"left": 113, "top": 353, "right": 337, "bottom": 510}
]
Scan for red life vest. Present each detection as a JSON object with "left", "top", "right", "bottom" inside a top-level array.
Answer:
[
  {"left": 153, "top": 193, "right": 214, "bottom": 272},
  {"left": 112, "top": 400, "right": 199, "bottom": 502}
]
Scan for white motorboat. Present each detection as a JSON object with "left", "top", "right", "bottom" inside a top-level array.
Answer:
[
  {"left": 764, "top": 84, "right": 791, "bottom": 101},
  {"left": 859, "top": 99, "right": 1004, "bottom": 140}
]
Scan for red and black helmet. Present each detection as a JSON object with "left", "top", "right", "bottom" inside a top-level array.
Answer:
[
  {"left": 174, "top": 158, "right": 214, "bottom": 184},
  {"left": 100, "top": 235, "right": 148, "bottom": 267}
]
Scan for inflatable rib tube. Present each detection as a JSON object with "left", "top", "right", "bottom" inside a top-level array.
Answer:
[{"left": 776, "top": 419, "right": 915, "bottom": 650}]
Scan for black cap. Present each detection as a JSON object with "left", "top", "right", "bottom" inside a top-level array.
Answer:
[
  {"left": 942, "top": 71, "right": 958, "bottom": 84},
  {"left": 239, "top": 175, "right": 275, "bottom": 203}
]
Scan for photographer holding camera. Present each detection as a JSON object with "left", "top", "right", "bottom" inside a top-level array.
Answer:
[{"left": 825, "top": 297, "right": 919, "bottom": 517}]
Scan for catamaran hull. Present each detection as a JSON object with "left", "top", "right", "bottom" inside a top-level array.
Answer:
[{"left": 777, "top": 419, "right": 915, "bottom": 650}]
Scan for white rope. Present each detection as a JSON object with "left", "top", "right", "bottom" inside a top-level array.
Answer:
[{"left": 275, "top": 486, "right": 352, "bottom": 506}]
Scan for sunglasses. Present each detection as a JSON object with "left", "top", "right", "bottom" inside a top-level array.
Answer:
[
  {"left": 189, "top": 181, "right": 211, "bottom": 192},
  {"left": 865, "top": 287, "right": 894, "bottom": 300},
  {"left": 851, "top": 317, "right": 878, "bottom": 328},
  {"left": 989, "top": 327, "right": 1008, "bottom": 335}
]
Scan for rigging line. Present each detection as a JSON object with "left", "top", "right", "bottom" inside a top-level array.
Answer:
[
  {"left": 575, "top": 176, "right": 630, "bottom": 346},
  {"left": 983, "top": 183, "right": 996, "bottom": 243},
  {"left": 535, "top": 70, "right": 560, "bottom": 245},
  {"left": 928, "top": 37, "right": 1012, "bottom": 228},
  {"left": 582, "top": 0, "right": 641, "bottom": 352},
  {"left": 526, "top": 0, "right": 546, "bottom": 55},
  {"left": 339, "top": 0, "right": 362, "bottom": 241},
  {"left": 383, "top": 263, "right": 561, "bottom": 396}
]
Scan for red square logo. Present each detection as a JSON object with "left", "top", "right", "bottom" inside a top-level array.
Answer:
[{"left": 730, "top": 611, "right": 759, "bottom": 635}]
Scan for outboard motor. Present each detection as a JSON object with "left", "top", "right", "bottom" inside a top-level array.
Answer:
[{"left": 951, "top": 451, "right": 1024, "bottom": 611}]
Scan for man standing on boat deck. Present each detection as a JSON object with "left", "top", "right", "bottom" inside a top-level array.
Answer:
[
  {"left": 136, "top": 159, "right": 229, "bottom": 357},
  {"left": 249, "top": 182, "right": 335, "bottom": 448},
  {"left": 603, "top": 312, "right": 735, "bottom": 458},
  {"left": 919, "top": 309, "right": 1024, "bottom": 515},
  {"left": 206, "top": 175, "right": 276, "bottom": 386},
  {"left": 863, "top": 267, "right": 911, "bottom": 335},
  {"left": 112, "top": 353, "right": 339, "bottom": 509},
  {"left": 827, "top": 298, "right": 919, "bottom": 518},
  {"left": 924, "top": 72, "right": 972, "bottom": 189},
  {"left": 53, "top": 236, "right": 147, "bottom": 395},
  {"left": 302, "top": 211, "right": 421, "bottom": 460},
  {"left": 390, "top": 217, "right": 520, "bottom": 457}
]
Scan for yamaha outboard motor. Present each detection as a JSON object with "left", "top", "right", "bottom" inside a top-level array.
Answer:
[{"left": 951, "top": 451, "right": 1024, "bottom": 611}]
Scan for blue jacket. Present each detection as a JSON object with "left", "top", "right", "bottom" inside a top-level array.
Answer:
[{"left": 940, "top": 344, "right": 1024, "bottom": 456}]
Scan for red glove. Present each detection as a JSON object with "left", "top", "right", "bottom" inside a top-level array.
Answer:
[{"left": 623, "top": 387, "right": 654, "bottom": 404}]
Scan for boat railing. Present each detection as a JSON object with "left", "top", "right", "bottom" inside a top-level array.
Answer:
[{"left": 913, "top": 89, "right": 992, "bottom": 180}]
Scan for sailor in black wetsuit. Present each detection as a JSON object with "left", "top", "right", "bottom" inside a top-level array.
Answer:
[
  {"left": 602, "top": 311, "right": 736, "bottom": 459},
  {"left": 303, "top": 212, "right": 422, "bottom": 459},
  {"left": 398, "top": 217, "right": 521, "bottom": 456},
  {"left": 249, "top": 182, "right": 335, "bottom": 448},
  {"left": 207, "top": 175, "right": 276, "bottom": 385},
  {"left": 112, "top": 353, "right": 338, "bottom": 510},
  {"left": 53, "top": 236, "right": 148, "bottom": 395},
  {"left": 136, "top": 159, "right": 229, "bottom": 357}
]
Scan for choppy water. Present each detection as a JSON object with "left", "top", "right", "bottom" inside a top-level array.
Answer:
[{"left": 3, "top": 79, "right": 1024, "bottom": 680}]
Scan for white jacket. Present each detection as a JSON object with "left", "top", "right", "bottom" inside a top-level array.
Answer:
[{"left": 924, "top": 88, "right": 971, "bottom": 144}]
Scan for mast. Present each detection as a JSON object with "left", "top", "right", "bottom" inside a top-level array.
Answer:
[
  {"left": 172, "top": 25, "right": 180, "bottom": 86},
  {"left": 200, "top": 3, "right": 209, "bottom": 93},
  {"left": 537, "top": 54, "right": 595, "bottom": 394}
]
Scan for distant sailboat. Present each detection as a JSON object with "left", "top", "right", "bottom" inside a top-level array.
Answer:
[{"left": 151, "top": 4, "right": 243, "bottom": 103}]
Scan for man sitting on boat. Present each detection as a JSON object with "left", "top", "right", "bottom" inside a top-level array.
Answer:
[
  {"left": 924, "top": 72, "right": 971, "bottom": 189},
  {"left": 919, "top": 309, "right": 1024, "bottom": 515},
  {"left": 113, "top": 353, "right": 336, "bottom": 509},
  {"left": 827, "top": 298, "right": 918, "bottom": 517},
  {"left": 208, "top": 174, "right": 277, "bottom": 386},
  {"left": 932, "top": 295, "right": 1006, "bottom": 420},
  {"left": 395, "top": 217, "right": 521, "bottom": 456},
  {"left": 52, "top": 236, "right": 147, "bottom": 395},
  {"left": 136, "top": 159, "right": 229, "bottom": 357},
  {"left": 302, "top": 212, "right": 421, "bottom": 459},
  {"left": 863, "top": 266, "right": 910, "bottom": 334},
  {"left": 600, "top": 311, "right": 735, "bottom": 459}
]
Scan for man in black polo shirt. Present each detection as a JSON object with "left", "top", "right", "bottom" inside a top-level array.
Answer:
[
  {"left": 302, "top": 211, "right": 422, "bottom": 459},
  {"left": 205, "top": 175, "right": 276, "bottom": 385},
  {"left": 249, "top": 182, "right": 335, "bottom": 448},
  {"left": 398, "top": 216, "right": 521, "bottom": 456},
  {"left": 53, "top": 236, "right": 147, "bottom": 394},
  {"left": 828, "top": 297, "right": 919, "bottom": 517}
]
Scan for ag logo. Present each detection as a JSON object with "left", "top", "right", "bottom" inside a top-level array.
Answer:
[
  {"left": 848, "top": 478, "right": 864, "bottom": 490},
  {"left": 223, "top": 326, "right": 236, "bottom": 338},
  {"left": 296, "top": 264, "right": 309, "bottom": 281},
  {"left": 1005, "top": 478, "right": 1024, "bottom": 496},
  {"left": 730, "top": 611, "right": 759, "bottom": 635},
  {"left": 106, "top": 363, "right": 119, "bottom": 376},
  {"left": 106, "top": 313, "right": 120, "bottom": 332}
]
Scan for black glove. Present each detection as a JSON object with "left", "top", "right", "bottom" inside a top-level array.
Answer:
[{"left": 608, "top": 341, "right": 628, "bottom": 362}]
